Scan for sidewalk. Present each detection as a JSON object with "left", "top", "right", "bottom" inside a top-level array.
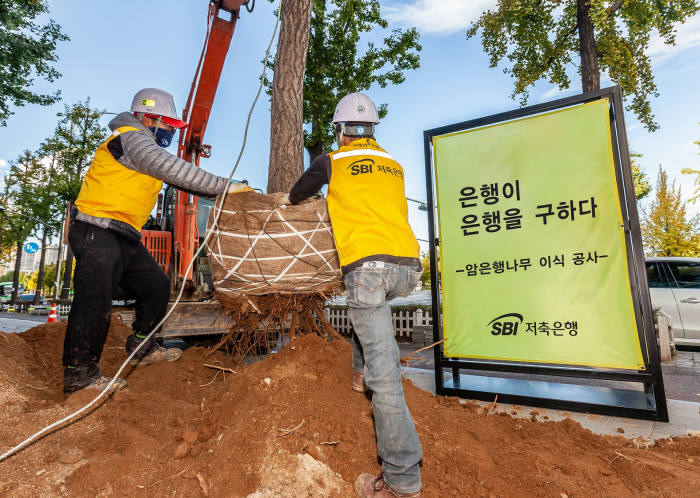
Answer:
[
  {"left": 662, "top": 350, "right": 700, "bottom": 402},
  {"left": 403, "top": 366, "right": 700, "bottom": 442}
]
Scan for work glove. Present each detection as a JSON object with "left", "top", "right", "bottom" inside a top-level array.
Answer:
[
  {"left": 227, "top": 182, "right": 253, "bottom": 195},
  {"left": 268, "top": 192, "right": 291, "bottom": 206}
]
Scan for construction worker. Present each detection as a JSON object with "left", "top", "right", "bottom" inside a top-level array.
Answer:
[
  {"left": 286, "top": 93, "right": 424, "bottom": 498},
  {"left": 63, "top": 88, "right": 249, "bottom": 395}
]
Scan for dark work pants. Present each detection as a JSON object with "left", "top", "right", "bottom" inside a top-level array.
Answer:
[{"left": 62, "top": 220, "right": 170, "bottom": 368}]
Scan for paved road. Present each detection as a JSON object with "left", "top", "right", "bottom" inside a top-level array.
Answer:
[
  {"left": 661, "top": 356, "right": 700, "bottom": 403},
  {"left": 0, "top": 313, "right": 50, "bottom": 333}
]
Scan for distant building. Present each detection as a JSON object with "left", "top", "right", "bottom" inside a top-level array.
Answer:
[{"left": 2, "top": 245, "right": 64, "bottom": 275}]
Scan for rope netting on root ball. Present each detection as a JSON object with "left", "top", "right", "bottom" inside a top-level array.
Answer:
[{"left": 205, "top": 191, "right": 345, "bottom": 358}]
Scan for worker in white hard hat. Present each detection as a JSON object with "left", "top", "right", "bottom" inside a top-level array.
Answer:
[
  {"left": 286, "top": 92, "right": 424, "bottom": 498},
  {"left": 62, "top": 88, "right": 251, "bottom": 395}
]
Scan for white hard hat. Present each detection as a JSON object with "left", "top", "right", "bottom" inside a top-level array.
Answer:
[
  {"left": 130, "top": 88, "right": 188, "bottom": 128},
  {"left": 332, "top": 92, "right": 379, "bottom": 124}
]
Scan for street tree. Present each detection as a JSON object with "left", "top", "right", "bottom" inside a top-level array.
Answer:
[
  {"left": 467, "top": 0, "right": 699, "bottom": 131},
  {"left": 0, "top": 239, "right": 14, "bottom": 272},
  {"left": 267, "top": 0, "right": 314, "bottom": 193},
  {"left": 0, "top": 0, "right": 69, "bottom": 126},
  {"left": 40, "top": 100, "right": 107, "bottom": 299},
  {"left": 420, "top": 253, "right": 431, "bottom": 288},
  {"left": 1, "top": 151, "right": 43, "bottom": 303},
  {"left": 0, "top": 200, "right": 29, "bottom": 303},
  {"left": 301, "top": 0, "right": 421, "bottom": 162},
  {"left": 1, "top": 153, "right": 62, "bottom": 304},
  {"left": 631, "top": 152, "right": 650, "bottom": 200},
  {"left": 42, "top": 100, "right": 108, "bottom": 204},
  {"left": 641, "top": 166, "right": 700, "bottom": 256},
  {"left": 38, "top": 263, "right": 57, "bottom": 296},
  {"left": 27, "top": 156, "right": 62, "bottom": 304}
]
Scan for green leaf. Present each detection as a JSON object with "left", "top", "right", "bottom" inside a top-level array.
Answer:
[
  {"left": 0, "top": 0, "right": 69, "bottom": 126},
  {"left": 468, "top": 0, "right": 699, "bottom": 131},
  {"left": 266, "top": 0, "right": 421, "bottom": 160}
]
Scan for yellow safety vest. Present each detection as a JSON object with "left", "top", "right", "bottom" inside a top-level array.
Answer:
[
  {"left": 327, "top": 138, "right": 419, "bottom": 267},
  {"left": 75, "top": 126, "right": 162, "bottom": 231}
]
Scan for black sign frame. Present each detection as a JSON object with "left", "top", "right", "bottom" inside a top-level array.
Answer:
[{"left": 423, "top": 86, "right": 668, "bottom": 421}]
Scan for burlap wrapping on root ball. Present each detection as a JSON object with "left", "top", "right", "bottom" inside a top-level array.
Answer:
[
  {"left": 205, "top": 191, "right": 344, "bottom": 358},
  {"left": 205, "top": 191, "right": 344, "bottom": 301}
]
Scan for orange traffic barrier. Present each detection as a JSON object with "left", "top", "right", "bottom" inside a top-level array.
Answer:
[{"left": 47, "top": 303, "right": 58, "bottom": 323}]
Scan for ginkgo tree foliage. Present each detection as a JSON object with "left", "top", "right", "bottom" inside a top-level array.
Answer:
[
  {"left": 641, "top": 166, "right": 700, "bottom": 257},
  {"left": 303, "top": 0, "right": 421, "bottom": 161},
  {"left": 631, "top": 152, "right": 650, "bottom": 200},
  {"left": 468, "top": 0, "right": 699, "bottom": 131}
]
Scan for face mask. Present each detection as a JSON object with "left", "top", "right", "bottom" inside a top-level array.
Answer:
[{"left": 148, "top": 126, "right": 176, "bottom": 148}]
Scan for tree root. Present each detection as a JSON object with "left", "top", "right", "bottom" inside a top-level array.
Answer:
[{"left": 212, "top": 293, "right": 338, "bottom": 360}]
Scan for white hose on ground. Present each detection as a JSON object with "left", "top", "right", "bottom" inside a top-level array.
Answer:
[{"left": 0, "top": 1, "right": 282, "bottom": 463}]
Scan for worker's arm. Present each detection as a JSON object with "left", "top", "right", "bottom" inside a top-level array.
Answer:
[
  {"left": 289, "top": 153, "right": 331, "bottom": 204},
  {"left": 113, "top": 130, "right": 229, "bottom": 198}
]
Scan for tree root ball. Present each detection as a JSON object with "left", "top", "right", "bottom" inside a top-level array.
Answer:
[{"left": 212, "top": 293, "right": 339, "bottom": 359}]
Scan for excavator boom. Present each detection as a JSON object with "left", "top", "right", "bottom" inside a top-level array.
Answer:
[
  {"left": 174, "top": 0, "right": 248, "bottom": 285},
  {"left": 138, "top": 0, "right": 253, "bottom": 337}
]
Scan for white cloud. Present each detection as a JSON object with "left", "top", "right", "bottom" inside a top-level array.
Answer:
[
  {"left": 538, "top": 73, "right": 613, "bottom": 102},
  {"left": 538, "top": 86, "right": 576, "bottom": 102},
  {"left": 647, "top": 14, "right": 700, "bottom": 64},
  {"left": 384, "top": 0, "right": 497, "bottom": 35},
  {"left": 683, "top": 140, "right": 700, "bottom": 152}
]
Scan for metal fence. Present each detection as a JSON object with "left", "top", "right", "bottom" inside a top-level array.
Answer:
[
  {"left": 324, "top": 307, "right": 432, "bottom": 339},
  {"left": 0, "top": 302, "right": 45, "bottom": 313},
  {"left": 0, "top": 302, "right": 65, "bottom": 315},
  {"left": 2, "top": 302, "right": 434, "bottom": 341}
]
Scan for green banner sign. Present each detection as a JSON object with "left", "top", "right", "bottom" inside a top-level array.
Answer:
[{"left": 433, "top": 99, "right": 645, "bottom": 370}]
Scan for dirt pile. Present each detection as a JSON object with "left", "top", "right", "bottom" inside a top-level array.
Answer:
[{"left": 0, "top": 318, "right": 698, "bottom": 497}]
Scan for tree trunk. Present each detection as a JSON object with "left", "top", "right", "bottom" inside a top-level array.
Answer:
[
  {"left": 306, "top": 139, "right": 324, "bottom": 164},
  {"left": 11, "top": 241, "right": 23, "bottom": 305},
  {"left": 267, "top": 0, "right": 313, "bottom": 193},
  {"left": 60, "top": 245, "right": 73, "bottom": 301},
  {"left": 577, "top": 0, "right": 600, "bottom": 92},
  {"left": 34, "top": 229, "right": 48, "bottom": 304},
  {"left": 304, "top": 0, "right": 327, "bottom": 165},
  {"left": 53, "top": 207, "right": 67, "bottom": 301}
]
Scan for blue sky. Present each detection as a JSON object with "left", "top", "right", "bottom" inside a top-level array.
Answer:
[{"left": 1, "top": 0, "right": 699, "bottom": 250}]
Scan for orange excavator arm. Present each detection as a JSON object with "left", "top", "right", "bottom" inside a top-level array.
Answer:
[{"left": 173, "top": 0, "right": 252, "bottom": 285}]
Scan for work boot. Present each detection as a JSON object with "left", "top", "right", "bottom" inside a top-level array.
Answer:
[
  {"left": 125, "top": 332, "right": 157, "bottom": 358},
  {"left": 125, "top": 332, "right": 182, "bottom": 364},
  {"left": 352, "top": 370, "right": 368, "bottom": 393},
  {"left": 354, "top": 473, "right": 422, "bottom": 498},
  {"left": 129, "top": 342, "right": 183, "bottom": 365},
  {"left": 64, "top": 365, "right": 127, "bottom": 395}
]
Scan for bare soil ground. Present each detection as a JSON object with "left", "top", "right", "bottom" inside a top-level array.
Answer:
[{"left": 0, "top": 316, "right": 698, "bottom": 497}]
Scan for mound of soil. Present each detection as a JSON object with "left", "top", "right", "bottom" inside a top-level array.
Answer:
[{"left": 0, "top": 317, "right": 698, "bottom": 497}]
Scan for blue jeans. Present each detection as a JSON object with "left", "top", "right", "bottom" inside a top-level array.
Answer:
[{"left": 345, "top": 261, "right": 424, "bottom": 494}]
